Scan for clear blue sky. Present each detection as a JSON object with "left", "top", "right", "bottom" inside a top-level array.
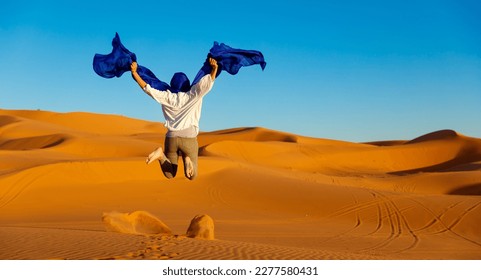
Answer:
[{"left": 1, "top": 0, "right": 480, "bottom": 142}]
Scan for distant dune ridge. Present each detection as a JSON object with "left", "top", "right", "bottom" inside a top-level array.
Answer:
[{"left": 1, "top": 109, "right": 481, "bottom": 260}]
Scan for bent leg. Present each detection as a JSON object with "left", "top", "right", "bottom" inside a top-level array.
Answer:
[
  {"left": 179, "top": 137, "right": 199, "bottom": 180},
  {"left": 161, "top": 137, "right": 179, "bottom": 179}
]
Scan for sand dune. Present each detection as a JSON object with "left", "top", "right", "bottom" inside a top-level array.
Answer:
[{"left": 1, "top": 108, "right": 480, "bottom": 259}]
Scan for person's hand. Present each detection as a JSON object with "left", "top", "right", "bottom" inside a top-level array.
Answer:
[
  {"left": 131, "top": 61, "right": 138, "bottom": 73},
  {"left": 209, "top": 58, "right": 218, "bottom": 69}
]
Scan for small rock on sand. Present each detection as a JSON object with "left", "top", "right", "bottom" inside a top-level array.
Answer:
[{"left": 186, "top": 214, "right": 214, "bottom": 240}]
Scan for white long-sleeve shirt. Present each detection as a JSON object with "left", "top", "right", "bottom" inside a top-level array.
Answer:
[{"left": 143, "top": 74, "right": 214, "bottom": 136}]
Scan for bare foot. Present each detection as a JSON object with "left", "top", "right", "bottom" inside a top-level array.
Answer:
[
  {"left": 146, "top": 147, "right": 164, "bottom": 164},
  {"left": 184, "top": 156, "right": 194, "bottom": 178}
]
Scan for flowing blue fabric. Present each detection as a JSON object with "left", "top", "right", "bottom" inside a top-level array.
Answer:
[{"left": 93, "top": 33, "right": 266, "bottom": 93}]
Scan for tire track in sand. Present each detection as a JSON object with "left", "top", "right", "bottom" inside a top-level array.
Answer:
[
  {"left": 322, "top": 188, "right": 419, "bottom": 254},
  {"left": 360, "top": 190, "right": 419, "bottom": 254},
  {"left": 319, "top": 188, "right": 399, "bottom": 251},
  {"left": 405, "top": 197, "right": 481, "bottom": 246}
]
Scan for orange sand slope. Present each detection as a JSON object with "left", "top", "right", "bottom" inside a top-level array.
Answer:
[{"left": 1, "top": 109, "right": 480, "bottom": 260}]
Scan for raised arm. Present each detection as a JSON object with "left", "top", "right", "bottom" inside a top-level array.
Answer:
[
  {"left": 131, "top": 62, "right": 147, "bottom": 89},
  {"left": 209, "top": 57, "right": 218, "bottom": 80},
  {"left": 188, "top": 58, "right": 217, "bottom": 98}
]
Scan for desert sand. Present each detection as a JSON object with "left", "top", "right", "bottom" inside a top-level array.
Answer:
[{"left": 1, "top": 109, "right": 480, "bottom": 260}]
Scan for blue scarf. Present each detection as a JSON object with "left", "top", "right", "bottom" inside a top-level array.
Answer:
[{"left": 93, "top": 33, "right": 266, "bottom": 93}]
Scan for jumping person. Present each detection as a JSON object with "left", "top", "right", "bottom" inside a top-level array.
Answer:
[{"left": 130, "top": 58, "right": 218, "bottom": 180}]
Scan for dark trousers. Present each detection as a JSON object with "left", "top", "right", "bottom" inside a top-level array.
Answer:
[{"left": 161, "top": 136, "right": 198, "bottom": 180}]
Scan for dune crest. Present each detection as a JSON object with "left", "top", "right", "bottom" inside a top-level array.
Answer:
[
  {"left": 406, "top": 129, "right": 460, "bottom": 144},
  {"left": 0, "top": 115, "right": 21, "bottom": 127},
  {"left": 198, "top": 127, "right": 298, "bottom": 147},
  {"left": 102, "top": 211, "right": 172, "bottom": 235},
  {"left": 0, "top": 133, "right": 67, "bottom": 150}
]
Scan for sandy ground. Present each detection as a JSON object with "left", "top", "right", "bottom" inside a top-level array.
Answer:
[{"left": 1, "top": 109, "right": 480, "bottom": 260}]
